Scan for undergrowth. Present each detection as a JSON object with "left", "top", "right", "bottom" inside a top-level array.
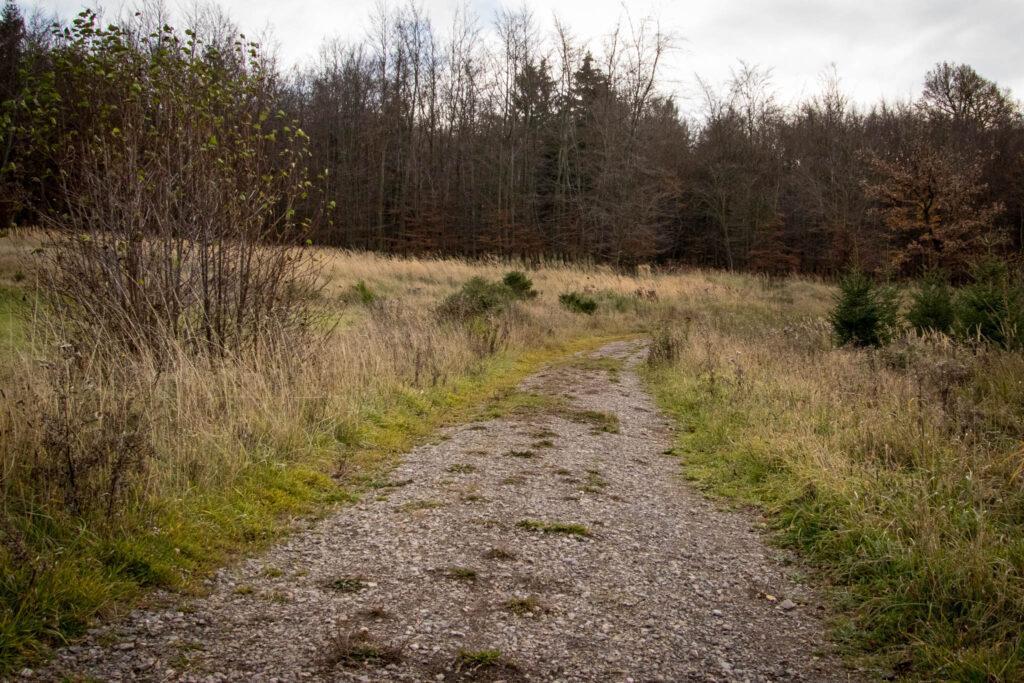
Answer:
[
  {"left": 644, "top": 312, "right": 1024, "bottom": 680},
  {"left": 4, "top": 231, "right": 1021, "bottom": 682},
  {"left": 0, "top": 235, "right": 683, "bottom": 674}
]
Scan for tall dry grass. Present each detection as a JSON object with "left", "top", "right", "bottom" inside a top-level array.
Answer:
[
  {"left": 7, "top": 227, "right": 1020, "bottom": 679},
  {"left": 1, "top": 233, "right": 710, "bottom": 669},
  {"left": 645, "top": 286, "right": 1024, "bottom": 680}
]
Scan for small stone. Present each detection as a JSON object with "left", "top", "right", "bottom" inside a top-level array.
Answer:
[
  {"left": 712, "top": 609, "right": 723, "bottom": 617},
  {"left": 18, "top": 669, "right": 34, "bottom": 678},
  {"left": 116, "top": 642, "right": 135, "bottom": 650},
  {"left": 779, "top": 599, "right": 797, "bottom": 611}
]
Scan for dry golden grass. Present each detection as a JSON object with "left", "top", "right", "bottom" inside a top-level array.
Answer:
[
  {"left": 5, "top": 227, "right": 1019, "bottom": 680},
  {"left": 3, "top": 231, "right": 731, "bottom": 670},
  {"left": 0, "top": 233, "right": 833, "bottom": 540},
  {"left": 645, "top": 299, "right": 1024, "bottom": 680}
]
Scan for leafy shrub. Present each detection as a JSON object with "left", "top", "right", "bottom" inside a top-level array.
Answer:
[
  {"left": 438, "top": 272, "right": 540, "bottom": 322},
  {"left": 28, "top": 13, "right": 322, "bottom": 359},
  {"left": 502, "top": 271, "right": 537, "bottom": 300},
  {"left": 955, "top": 262, "right": 1024, "bottom": 349},
  {"left": 438, "top": 277, "right": 513, "bottom": 321},
  {"left": 907, "top": 270, "right": 955, "bottom": 335},
  {"left": 559, "top": 292, "right": 598, "bottom": 315},
  {"left": 829, "top": 270, "right": 900, "bottom": 347}
]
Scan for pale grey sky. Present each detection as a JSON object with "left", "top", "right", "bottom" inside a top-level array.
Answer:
[{"left": 36, "top": 0, "right": 1024, "bottom": 116}]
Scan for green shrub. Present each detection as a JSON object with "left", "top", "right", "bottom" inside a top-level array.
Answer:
[
  {"left": 351, "top": 280, "right": 377, "bottom": 305},
  {"left": 438, "top": 277, "right": 513, "bottom": 321},
  {"left": 502, "top": 271, "right": 537, "bottom": 300},
  {"left": 907, "top": 270, "right": 954, "bottom": 335},
  {"left": 955, "top": 262, "right": 1024, "bottom": 349},
  {"left": 559, "top": 292, "right": 597, "bottom": 315},
  {"left": 829, "top": 270, "right": 900, "bottom": 347}
]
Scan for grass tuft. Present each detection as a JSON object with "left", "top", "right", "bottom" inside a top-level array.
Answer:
[
  {"left": 445, "top": 567, "right": 478, "bottom": 580},
  {"left": 568, "top": 409, "right": 620, "bottom": 434},
  {"left": 505, "top": 596, "right": 543, "bottom": 615},
  {"left": 395, "top": 499, "right": 446, "bottom": 512},
  {"left": 455, "top": 648, "right": 503, "bottom": 671},
  {"left": 516, "top": 519, "right": 592, "bottom": 537},
  {"left": 323, "top": 630, "right": 401, "bottom": 668},
  {"left": 327, "top": 577, "right": 366, "bottom": 593},
  {"left": 484, "top": 547, "right": 516, "bottom": 560}
]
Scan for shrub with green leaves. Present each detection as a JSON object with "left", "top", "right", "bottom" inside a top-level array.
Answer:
[
  {"left": 907, "top": 270, "right": 955, "bottom": 335},
  {"left": 438, "top": 277, "right": 513, "bottom": 321},
  {"left": 24, "top": 11, "right": 325, "bottom": 359},
  {"left": 502, "top": 271, "right": 538, "bottom": 300},
  {"left": 438, "top": 272, "right": 539, "bottom": 322},
  {"left": 955, "top": 262, "right": 1024, "bottom": 349},
  {"left": 829, "top": 270, "right": 900, "bottom": 347},
  {"left": 559, "top": 292, "right": 598, "bottom": 315}
]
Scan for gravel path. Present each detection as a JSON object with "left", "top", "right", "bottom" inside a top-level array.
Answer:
[{"left": 37, "top": 339, "right": 865, "bottom": 682}]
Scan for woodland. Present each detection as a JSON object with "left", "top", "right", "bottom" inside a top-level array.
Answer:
[{"left": 1, "top": 1, "right": 1022, "bottom": 277}]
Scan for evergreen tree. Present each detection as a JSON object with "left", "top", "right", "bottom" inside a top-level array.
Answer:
[
  {"left": 829, "top": 270, "right": 901, "bottom": 347},
  {"left": 0, "top": 1, "right": 24, "bottom": 104}
]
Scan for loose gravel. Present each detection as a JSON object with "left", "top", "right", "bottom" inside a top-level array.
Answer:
[{"left": 35, "top": 339, "right": 867, "bottom": 682}]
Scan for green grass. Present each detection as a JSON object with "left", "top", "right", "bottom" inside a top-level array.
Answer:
[
  {"left": 580, "top": 470, "right": 609, "bottom": 494},
  {"left": 395, "top": 499, "right": 446, "bottom": 512},
  {"left": 445, "top": 567, "right": 478, "bottom": 580},
  {"left": 335, "top": 644, "right": 389, "bottom": 662},
  {"left": 0, "top": 332, "right": 632, "bottom": 674},
  {"left": 505, "top": 596, "right": 542, "bottom": 614},
  {"left": 563, "top": 356, "right": 626, "bottom": 373},
  {"left": 0, "top": 461, "right": 348, "bottom": 668},
  {"left": 644, "top": 333, "right": 1024, "bottom": 681},
  {"left": 568, "top": 409, "right": 620, "bottom": 434},
  {"left": 327, "top": 577, "right": 366, "bottom": 593},
  {"left": 455, "top": 648, "right": 503, "bottom": 671},
  {"left": 476, "top": 390, "right": 562, "bottom": 420},
  {"left": 324, "top": 631, "right": 402, "bottom": 667},
  {"left": 0, "top": 285, "right": 28, "bottom": 351}
]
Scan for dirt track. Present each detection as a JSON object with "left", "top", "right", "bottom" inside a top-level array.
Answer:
[{"left": 38, "top": 340, "right": 865, "bottom": 682}]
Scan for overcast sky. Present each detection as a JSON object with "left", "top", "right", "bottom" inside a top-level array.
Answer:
[{"left": 36, "top": 0, "right": 1024, "bottom": 117}]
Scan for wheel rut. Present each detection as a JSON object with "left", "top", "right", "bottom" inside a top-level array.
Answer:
[{"left": 41, "top": 339, "right": 863, "bottom": 682}]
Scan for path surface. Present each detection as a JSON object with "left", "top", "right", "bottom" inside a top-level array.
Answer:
[{"left": 40, "top": 340, "right": 863, "bottom": 682}]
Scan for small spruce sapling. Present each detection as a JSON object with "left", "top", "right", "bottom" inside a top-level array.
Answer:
[{"left": 829, "top": 270, "right": 901, "bottom": 347}]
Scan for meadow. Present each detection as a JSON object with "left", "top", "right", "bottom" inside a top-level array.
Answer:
[{"left": 0, "top": 229, "right": 1022, "bottom": 680}]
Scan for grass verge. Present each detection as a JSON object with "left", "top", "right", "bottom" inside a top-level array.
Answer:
[
  {"left": 0, "top": 315, "right": 631, "bottom": 673},
  {"left": 644, "top": 322, "right": 1024, "bottom": 681}
]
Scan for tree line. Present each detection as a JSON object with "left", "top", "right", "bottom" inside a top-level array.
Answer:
[{"left": 1, "top": 1, "right": 1022, "bottom": 278}]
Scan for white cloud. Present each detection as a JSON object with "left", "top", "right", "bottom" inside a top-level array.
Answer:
[{"left": 36, "top": 0, "right": 1024, "bottom": 113}]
